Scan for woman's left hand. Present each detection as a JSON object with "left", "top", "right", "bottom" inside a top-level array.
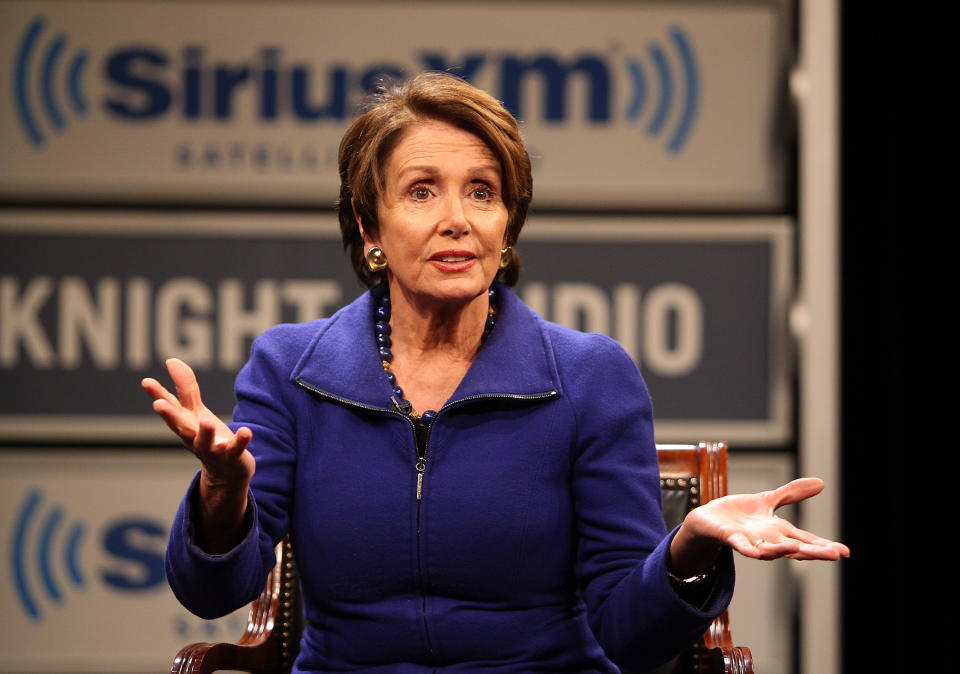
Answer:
[{"left": 668, "top": 478, "right": 850, "bottom": 577}]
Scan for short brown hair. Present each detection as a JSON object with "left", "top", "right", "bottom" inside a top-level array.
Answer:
[{"left": 336, "top": 72, "right": 532, "bottom": 287}]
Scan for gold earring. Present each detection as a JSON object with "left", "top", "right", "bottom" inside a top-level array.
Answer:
[
  {"left": 366, "top": 246, "right": 388, "bottom": 272},
  {"left": 499, "top": 246, "right": 513, "bottom": 270}
]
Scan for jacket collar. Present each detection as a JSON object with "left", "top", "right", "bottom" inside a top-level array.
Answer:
[{"left": 291, "top": 283, "right": 561, "bottom": 411}]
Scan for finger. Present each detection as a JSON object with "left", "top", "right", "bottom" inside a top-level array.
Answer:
[
  {"left": 769, "top": 520, "right": 851, "bottom": 559},
  {"left": 151, "top": 397, "right": 183, "bottom": 424},
  {"left": 768, "top": 477, "right": 826, "bottom": 509},
  {"left": 831, "top": 541, "right": 851, "bottom": 557},
  {"left": 785, "top": 543, "right": 843, "bottom": 561},
  {"left": 217, "top": 426, "right": 253, "bottom": 463},
  {"left": 141, "top": 377, "right": 185, "bottom": 411},
  {"left": 771, "top": 520, "right": 829, "bottom": 545},
  {"left": 793, "top": 540, "right": 850, "bottom": 560},
  {"left": 150, "top": 398, "right": 203, "bottom": 449},
  {"left": 144, "top": 377, "right": 199, "bottom": 445},
  {"left": 196, "top": 417, "right": 251, "bottom": 457},
  {"left": 726, "top": 531, "right": 762, "bottom": 559},
  {"left": 729, "top": 530, "right": 806, "bottom": 560},
  {"left": 753, "top": 540, "right": 801, "bottom": 560},
  {"left": 194, "top": 416, "right": 220, "bottom": 453},
  {"left": 166, "top": 358, "right": 204, "bottom": 411},
  {"left": 228, "top": 426, "right": 253, "bottom": 455}
]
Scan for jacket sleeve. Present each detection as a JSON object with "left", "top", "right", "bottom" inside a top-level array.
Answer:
[
  {"left": 164, "top": 327, "right": 299, "bottom": 619},
  {"left": 563, "top": 333, "right": 735, "bottom": 671}
]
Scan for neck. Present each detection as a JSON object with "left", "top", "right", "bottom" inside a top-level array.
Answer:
[{"left": 385, "top": 283, "right": 491, "bottom": 362}]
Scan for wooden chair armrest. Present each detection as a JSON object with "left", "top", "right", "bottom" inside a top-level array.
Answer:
[
  {"left": 718, "top": 646, "right": 754, "bottom": 674},
  {"left": 701, "top": 615, "right": 754, "bottom": 673},
  {"left": 169, "top": 536, "right": 299, "bottom": 673},
  {"left": 170, "top": 589, "right": 282, "bottom": 674},
  {"left": 171, "top": 639, "right": 279, "bottom": 674},
  {"left": 672, "top": 643, "right": 753, "bottom": 674}
]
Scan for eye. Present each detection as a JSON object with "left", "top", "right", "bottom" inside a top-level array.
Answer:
[
  {"left": 472, "top": 186, "right": 492, "bottom": 201},
  {"left": 411, "top": 186, "right": 431, "bottom": 200}
]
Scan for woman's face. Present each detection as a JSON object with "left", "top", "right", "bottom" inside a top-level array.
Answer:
[{"left": 363, "top": 119, "right": 509, "bottom": 309}]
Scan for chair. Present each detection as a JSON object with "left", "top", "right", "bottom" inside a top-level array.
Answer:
[
  {"left": 653, "top": 442, "right": 754, "bottom": 674},
  {"left": 171, "top": 442, "right": 753, "bottom": 674}
]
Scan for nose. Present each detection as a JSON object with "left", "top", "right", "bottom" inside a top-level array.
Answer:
[{"left": 437, "top": 193, "right": 470, "bottom": 238}]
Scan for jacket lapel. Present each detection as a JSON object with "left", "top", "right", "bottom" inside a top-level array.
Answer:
[{"left": 290, "top": 284, "right": 562, "bottom": 411}]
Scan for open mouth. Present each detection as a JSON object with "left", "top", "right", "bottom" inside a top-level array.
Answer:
[
  {"left": 429, "top": 251, "right": 477, "bottom": 271},
  {"left": 435, "top": 255, "right": 472, "bottom": 262}
]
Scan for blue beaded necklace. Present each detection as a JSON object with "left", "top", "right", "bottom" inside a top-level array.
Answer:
[{"left": 375, "top": 285, "right": 498, "bottom": 425}]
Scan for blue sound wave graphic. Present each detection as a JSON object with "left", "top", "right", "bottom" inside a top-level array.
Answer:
[
  {"left": 624, "top": 27, "right": 700, "bottom": 154},
  {"left": 10, "top": 489, "right": 87, "bottom": 621},
  {"left": 13, "top": 16, "right": 90, "bottom": 148},
  {"left": 646, "top": 45, "right": 673, "bottom": 138}
]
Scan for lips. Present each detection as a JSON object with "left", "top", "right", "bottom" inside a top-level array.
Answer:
[{"left": 429, "top": 250, "right": 477, "bottom": 271}]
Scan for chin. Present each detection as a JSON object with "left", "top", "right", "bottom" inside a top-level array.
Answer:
[{"left": 421, "top": 279, "right": 489, "bottom": 304}]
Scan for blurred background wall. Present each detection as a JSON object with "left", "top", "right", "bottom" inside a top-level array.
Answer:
[{"left": 0, "top": 0, "right": 926, "bottom": 671}]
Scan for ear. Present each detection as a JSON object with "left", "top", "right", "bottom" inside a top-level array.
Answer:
[
  {"left": 353, "top": 198, "right": 377, "bottom": 246},
  {"left": 352, "top": 198, "right": 365, "bottom": 238}
]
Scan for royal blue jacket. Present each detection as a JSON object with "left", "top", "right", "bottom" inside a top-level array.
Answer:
[{"left": 166, "top": 285, "right": 734, "bottom": 672}]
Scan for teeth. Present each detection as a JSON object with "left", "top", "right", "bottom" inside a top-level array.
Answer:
[{"left": 439, "top": 256, "right": 469, "bottom": 262}]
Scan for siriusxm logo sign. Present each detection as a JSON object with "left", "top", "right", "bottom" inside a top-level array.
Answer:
[
  {"left": 9, "top": 488, "right": 166, "bottom": 622},
  {"left": 13, "top": 15, "right": 700, "bottom": 154}
]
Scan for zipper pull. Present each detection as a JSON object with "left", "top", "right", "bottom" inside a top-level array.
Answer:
[{"left": 415, "top": 458, "right": 426, "bottom": 501}]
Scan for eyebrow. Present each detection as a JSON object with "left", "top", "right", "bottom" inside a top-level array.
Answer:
[
  {"left": 396, "top": 164, "right": 502, "bottom": 180},
  {"left": 397, "top": 166, "right": 440, "bottom": 179}
]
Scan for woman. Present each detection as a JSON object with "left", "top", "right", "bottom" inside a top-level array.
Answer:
[{"left": 144, "top": 73, "right": 847, "bottom": 672}]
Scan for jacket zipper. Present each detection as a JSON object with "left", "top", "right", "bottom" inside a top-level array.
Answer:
[
  {"left": 412, "top": 417, "right": 435, "bottom": 658},
  {"left": 295, "top": 379, "right": 558, "bottom": 663}
]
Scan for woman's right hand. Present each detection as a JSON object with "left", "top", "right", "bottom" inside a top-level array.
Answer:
[{"left": 142, "top": 358, "right": 255, "bottom": 551}]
